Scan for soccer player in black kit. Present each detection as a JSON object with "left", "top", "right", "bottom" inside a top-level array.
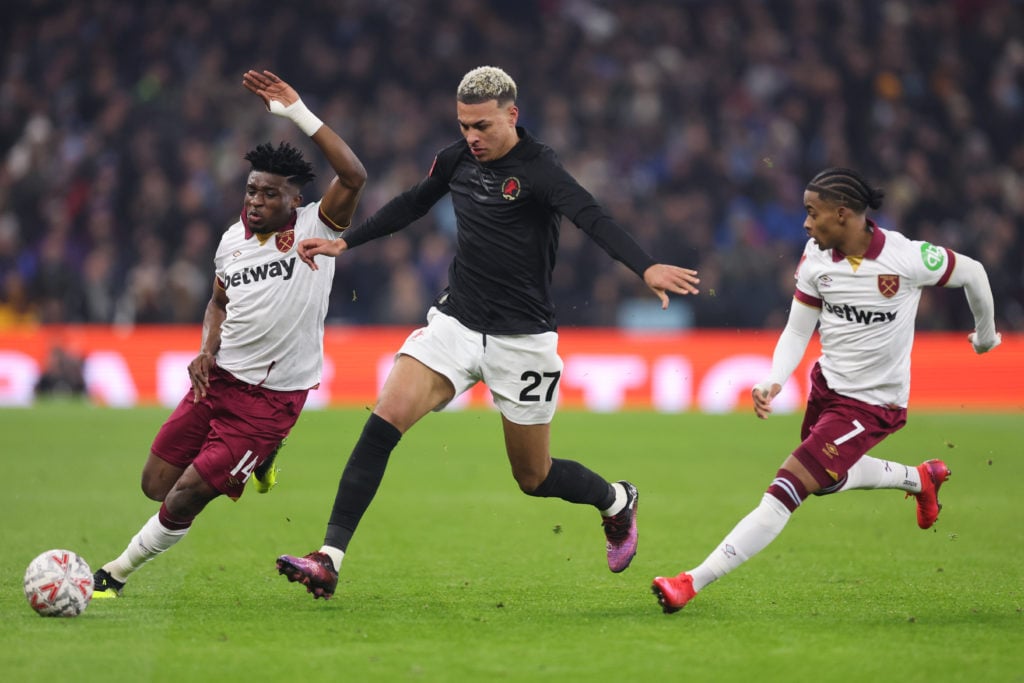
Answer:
[{"left": 277, "top": 66, "right": 700, "bottom": 599}]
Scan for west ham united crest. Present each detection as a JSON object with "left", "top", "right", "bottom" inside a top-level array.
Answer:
[
  {"left": 877, "top": 274, "right": 900, "bottom": 298},
  {"left": 501, "top": 177, "right": 521, "bottom": 200},
  {"left": 276, "top": 229, "right": 295, "bottom": 253}
]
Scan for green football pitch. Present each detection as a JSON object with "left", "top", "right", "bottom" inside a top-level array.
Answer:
[{"left": 1, "top": 405, "right": 1020, "bottom": 682}]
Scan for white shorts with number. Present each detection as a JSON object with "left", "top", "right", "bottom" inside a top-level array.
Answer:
[{"left": 397, "top": 307, "right": 563, "bottom": 425}]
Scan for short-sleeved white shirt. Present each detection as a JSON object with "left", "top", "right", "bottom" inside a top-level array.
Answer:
[
  {"left": 214, "top": 202, "right": 340, "bottom": 390},
  {"left": 794, "top": 224, "right": 955, "bottom": 407}
]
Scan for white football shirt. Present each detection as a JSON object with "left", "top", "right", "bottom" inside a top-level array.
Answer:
[
  {"left": 214, "top": 201, "right": 340, "bottom": 391},
  {"left": 794, "top": 223, "right": 955, "bottom": 407}
]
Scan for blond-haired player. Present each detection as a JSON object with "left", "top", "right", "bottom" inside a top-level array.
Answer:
[{"left": 277, "top": 66, "right": 700, "bottom": 599}]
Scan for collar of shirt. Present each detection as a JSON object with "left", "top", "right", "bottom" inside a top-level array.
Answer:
[
  {"left": 241, "top": 209, "right": 298, "bottom": 240},
  {"left": 831, "top": 219, "right": 886, "bottom": 262}
]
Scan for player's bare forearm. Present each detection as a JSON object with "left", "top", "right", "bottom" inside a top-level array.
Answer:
[
  {"left": 314, "top": 126, "right": 367, "bottom": 227},
  {"left": 199, "top": 312, "right": 224, "bottom": 358},
  {"left": 199, "top": 285, "right": 228, "bottom": 356},
  {"left": 314, "top": 128, "right": 367, "bottom": 192},
  {"left": 191, "top": 294, "right": 225, "bottom": 402}
]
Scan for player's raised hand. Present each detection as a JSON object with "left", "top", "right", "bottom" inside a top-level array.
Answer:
[
  {"left": 297, "top": 237, "right": 348, "bottom": 270},
  {"left": 643, "top": 264, "right": 700, "bottom": 309},
  {"left": 243, "top": 69, "right": 299, "bottom": 109},
  {"left": 244, "top": 69, "right": 323, "bottom": 137},
  {"left": 751, "top": 381, "right": 782, "bottom": 419}
]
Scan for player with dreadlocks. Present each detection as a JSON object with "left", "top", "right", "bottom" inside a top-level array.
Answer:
[
  {"left": 652, "top": 166, "right": 1002, "bottom": 614},
  {"left": 92, "top": 70, "right": 366, "bottom": 597}
]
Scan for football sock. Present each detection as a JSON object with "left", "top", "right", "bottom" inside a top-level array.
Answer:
[
  {"left": 319, "top": 546, "right": 345, "bottom": 571},
  {"left": 323, "top": 413, "right": 401, "bottom": 551},
  {"left": 766, "top": 469, "right": 809, "bottom": 512},
  {"left": 103, "top": 505, "right": 191, "bottom": 583},
  {"left": 600, "top": 482, "right": 628, "bottom": 517},
  {"left": 689, "top": 492, "right": 792, "bottom": 593},
  {"left": 526, "top": 457, "right": 617, "bottom": 510},
  {"left": 817, "top": 455, "right": 921, "bottom": 495}
]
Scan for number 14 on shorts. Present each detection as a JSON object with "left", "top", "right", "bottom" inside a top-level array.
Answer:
[{"left": 230, "top": 449, "right": 259, "bottom": 482}]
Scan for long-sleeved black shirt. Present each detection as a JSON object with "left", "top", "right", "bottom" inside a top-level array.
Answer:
[{"left": 342, "top": 127, "right": 656, "bottom": 334}]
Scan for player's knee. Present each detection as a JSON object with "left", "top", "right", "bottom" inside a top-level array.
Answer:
[
  {"left": 140, "top": 475, "right": 169, "bottom": 502},
  {"left": 140, "top": 453, "right": 181, "bottom": 502},
  {"left": 515, "top": 470, "right": 546, "bottom": 494},
  {"left": 813, "top": 474, "right": 847, "bottom": 496},
  {"left": 164, "top": 481, "right": 215, "bottom": 519}
]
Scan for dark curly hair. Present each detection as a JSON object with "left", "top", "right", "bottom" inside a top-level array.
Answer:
[
  {"left": 244, "top": 141, "right": 315, "bottom": 187},
  {"left": 806, "top": 167, "right": 885, "bottom": 213}
]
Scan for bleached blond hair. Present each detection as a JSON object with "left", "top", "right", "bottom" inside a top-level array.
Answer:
[{"left": 456, "top": 66, "right": 517, "bottom": 105}]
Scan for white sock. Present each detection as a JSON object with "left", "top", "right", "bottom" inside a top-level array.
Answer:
[
  {"left": 103, "top": 513, "right": 190, "bottom": 583},
  {"left": 836, "top": 455, "right": 921, "bottom": 493},
  {"left": 600, "top": 482, "right": 627, "bottom": 517},
  {"left": 689, "top": 493, "right": 791, "bottom": 592},
  {"left": 319, "top": 545, "right": 345, "bottom": 571}
]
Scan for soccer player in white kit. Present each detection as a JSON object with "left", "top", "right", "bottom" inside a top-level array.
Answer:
[
  {"left": 91, "top": 70, "right": 367, "bottom": 597},
  {"left": 653, "top": 167, "right": 1002, "bottom": 613}
]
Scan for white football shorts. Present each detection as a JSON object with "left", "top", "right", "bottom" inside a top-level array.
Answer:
[{"left": 397, "top": 307, "right": 563, "bottom": 425}]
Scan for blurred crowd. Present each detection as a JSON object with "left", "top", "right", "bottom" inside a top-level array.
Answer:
[{"left": 1, "top": 0, "right": 1021, "bottom": 331}]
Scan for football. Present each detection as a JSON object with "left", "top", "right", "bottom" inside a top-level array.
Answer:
[{"left": 23, "top": 549, "right": 94, "bottom": 617}]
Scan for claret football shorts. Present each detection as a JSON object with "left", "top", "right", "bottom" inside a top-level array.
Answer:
[
  {"left": 792, "top": 362, "right": 907, "bottom": 488},
  {"left": 151, "top": 366, "right": 307, "bottom": 499}
]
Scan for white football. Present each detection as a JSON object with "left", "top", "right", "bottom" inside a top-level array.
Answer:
[{"left": 23, "top": 549, "right": 94, "bottom": 617}]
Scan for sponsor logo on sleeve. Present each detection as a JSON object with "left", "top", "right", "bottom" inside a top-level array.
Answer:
[{"left": 920, "top": 243, "right": 946, "bottom": 271}]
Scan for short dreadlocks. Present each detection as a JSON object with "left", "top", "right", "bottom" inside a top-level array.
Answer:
[{"left": 244, "top": 141, "right": 316, "bottom": 187}]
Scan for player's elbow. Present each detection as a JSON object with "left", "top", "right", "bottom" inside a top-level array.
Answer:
[{"left": 342, "top": 162, "right": 368, "bottom": 191}]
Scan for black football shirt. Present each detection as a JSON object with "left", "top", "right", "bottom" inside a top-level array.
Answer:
[{"left": 341, "top": 127, "right": 656, "bottom": 334}]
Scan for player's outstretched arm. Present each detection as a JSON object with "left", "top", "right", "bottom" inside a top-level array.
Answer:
[
  {"left": 242, "top": 69, "right": 367, "bottom": 229},
  {"left": 642, "top": 264, "right": 700, "bottom": 309}
]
